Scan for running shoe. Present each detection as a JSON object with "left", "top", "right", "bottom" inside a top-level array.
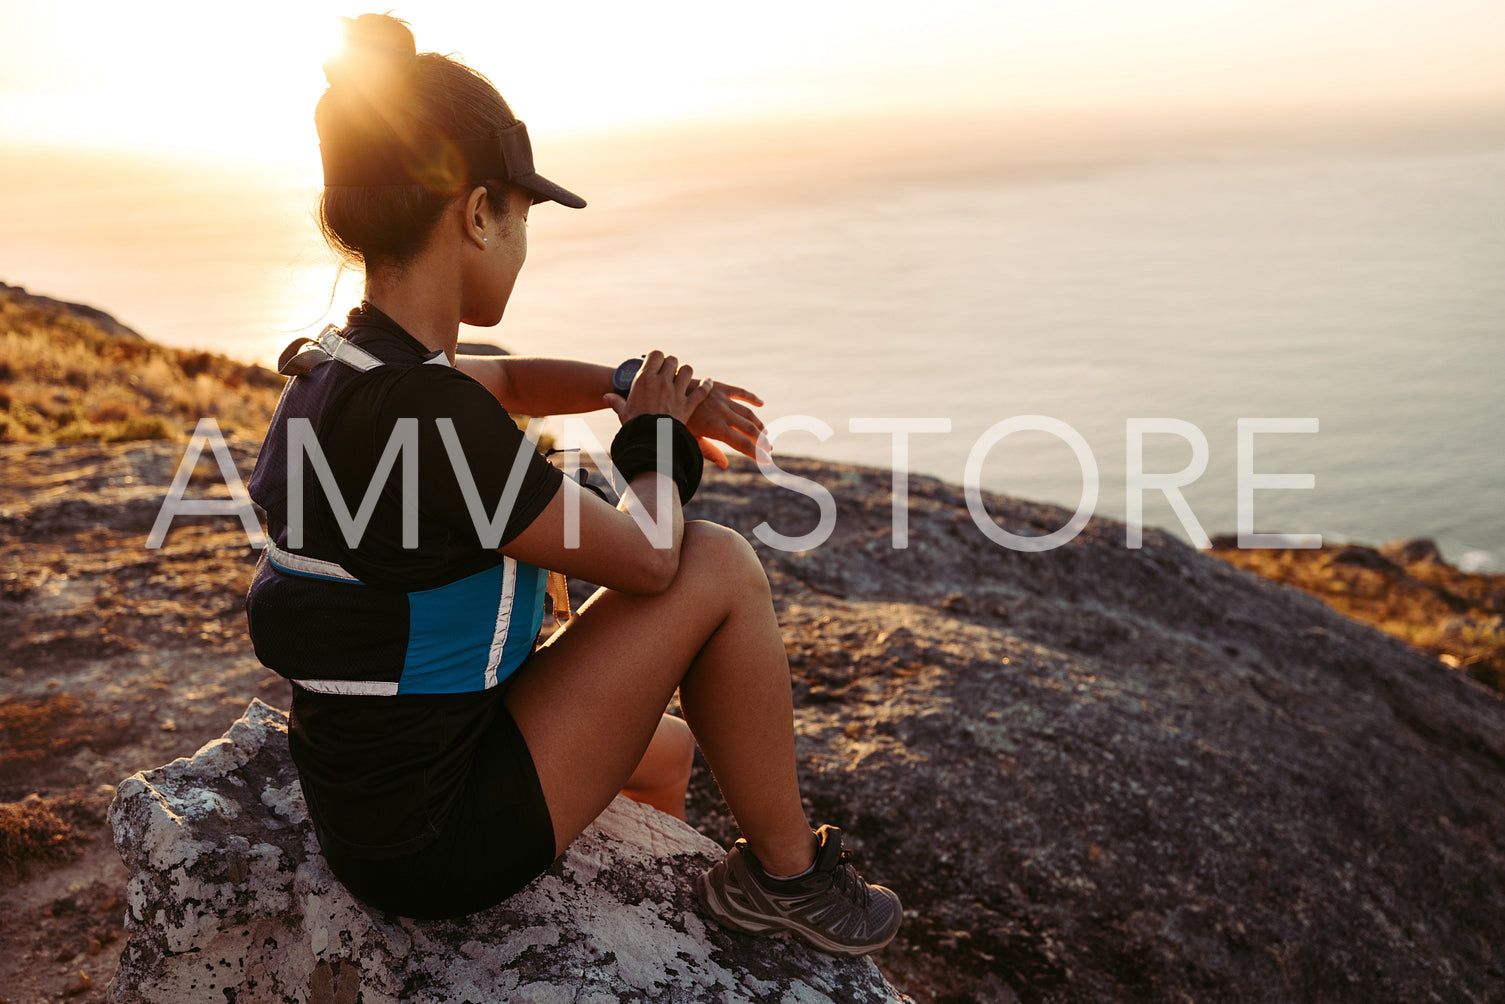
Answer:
[{"left": 694, "top": 824, "right": 902, "bottom": 956}]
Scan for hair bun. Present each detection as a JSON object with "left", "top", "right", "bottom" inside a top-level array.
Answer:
[{"left": 323, "top": 14, "right": 417, "bottom": 94}]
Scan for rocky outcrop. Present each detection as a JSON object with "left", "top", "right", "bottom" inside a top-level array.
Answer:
[
  {"left": 680, "top": 458, "right": 1505, "bottom": 1003},
  {"left": 108, "top": 700, "right": 911, "bottom": 1004}
]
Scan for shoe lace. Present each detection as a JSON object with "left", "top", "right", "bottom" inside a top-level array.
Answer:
[{"left": 829, "top": 848, "right": 872, "bottom": 908}]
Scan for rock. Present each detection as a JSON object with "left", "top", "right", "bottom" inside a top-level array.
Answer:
[
  {"left": 682, "top": 456, "right": 1505, "bottom": 1003},
  {"left": 20, "top": 434, "right": 1505, "bottom": 1002},
  {"left": 108, "top": 700, "right": 911, "bottom": 1004},
  {"left": 1380, "top": 537, "right": 1445, "bottom": 566},
  {"left": 1328, "top": 543, "right": 1401, "bottom": 573}
]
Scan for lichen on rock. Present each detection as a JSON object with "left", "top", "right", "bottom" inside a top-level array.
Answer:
[{"left": 108, "top": 700, "right": 912, "bottom": 1003}]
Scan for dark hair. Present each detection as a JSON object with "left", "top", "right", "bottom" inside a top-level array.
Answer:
[{"left": 316, "top": 14, "right": 513, "bottom": 271}]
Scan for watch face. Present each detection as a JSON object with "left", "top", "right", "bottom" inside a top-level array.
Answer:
[{"left": 613, "top": 357, "right": 644, "bottom": 394}]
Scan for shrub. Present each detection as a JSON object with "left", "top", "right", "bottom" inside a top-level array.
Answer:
[
  {"left": 107, "top": 414, "right": 178, "bottom": 442},
  {"left": 0, "top": 795, "right": 86, "bottom": 879}
]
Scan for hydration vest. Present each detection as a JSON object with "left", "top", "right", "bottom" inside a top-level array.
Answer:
[{"left": 245, "top": 323, "right": 547, "bottom": 696}]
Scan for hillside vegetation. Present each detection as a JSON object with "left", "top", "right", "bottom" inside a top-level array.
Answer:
[
  {"left": 0, "top": 281, "right": 281, "bottom": 444},
  {"left": 1214, "top": 539, "right": 1505, "bottom": 693}
]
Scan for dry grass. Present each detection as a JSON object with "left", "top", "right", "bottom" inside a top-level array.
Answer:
[
  {"left": 1213, "top": 543, "right": 1505, "bottom": 692},
  {"left": 0, "top": 285, "right": 282, "bottom": 444},
  {"left": 0, "top": 795, "right": 89, "bottom": 880},
  {"left": 0, "top": 695, "right": 105, "bottom": 775}
]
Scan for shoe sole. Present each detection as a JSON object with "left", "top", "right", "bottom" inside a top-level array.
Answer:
[{"left": 694, "top": 870, "right": 898, "bottom": 957}]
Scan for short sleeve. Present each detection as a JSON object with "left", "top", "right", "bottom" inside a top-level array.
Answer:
[
  {"left": 379, "top": 366, "right": 564, "bottom": 547},
  {"left": 314, "top": 363, "right": 564, "bottom": 590}
]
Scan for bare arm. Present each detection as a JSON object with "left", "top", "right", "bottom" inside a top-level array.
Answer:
[
  {"left": 498, "top": 352, "right": 711, "bottom": 595},
  {"left": 502, "top": 474, "right": 682, "bottom": 595},
  {"left": 456, "top": 355, "right": 614, "bottom": 416},
  {"left": 462, "top": 352, "right": 767, "bottom": 468}
]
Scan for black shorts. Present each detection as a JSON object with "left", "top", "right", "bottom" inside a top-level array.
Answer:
[{"left": 316, "top": 700, "right": 557, "bottom": 920}]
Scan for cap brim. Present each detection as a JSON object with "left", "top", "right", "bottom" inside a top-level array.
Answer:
[{"left": 516, "top": 172, "right": 586, "bottom": 209}]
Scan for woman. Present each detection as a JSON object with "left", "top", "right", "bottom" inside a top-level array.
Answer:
[{"left": 245, "top": 14, "right": 900, "bottom": 956}]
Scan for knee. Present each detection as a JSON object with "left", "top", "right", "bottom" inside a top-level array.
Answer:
[
  {"left": 663, "top": 713, "right": 696, "bottom": 778},
  {"left": 680, "top": 521, "right": 769, "bottom": 596}
]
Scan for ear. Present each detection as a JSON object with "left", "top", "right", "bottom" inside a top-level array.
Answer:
[{"left": 462, "top": 185, "right": 492, "bottom": 250}]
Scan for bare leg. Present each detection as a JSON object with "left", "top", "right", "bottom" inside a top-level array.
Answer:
[
  {"left": 620, "top": 713, "right": 694, "bottom": 821},
  {"left": 504, "top": 522, "right": 817, "bottom": 876}
]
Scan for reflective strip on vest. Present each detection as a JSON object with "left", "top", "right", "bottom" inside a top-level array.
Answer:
[
  {"left": 317, "top": 324, "right": 384, "bottom": 372},
  {"left": 265, "top": 538, "right": 360, "bottom": 582},
  {"left": 484, "top": 559, "right": 518, "bottom": 689},
  {"left": 295, "top": 678, "right": 402, "bottom": 696},
  {"left": 287, "top": 324, "right": 453, "bottom": 376}
]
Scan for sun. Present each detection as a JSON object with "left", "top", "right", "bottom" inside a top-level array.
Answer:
[{"left": 2, "top": 3, "right": 350, "bottom": 162}]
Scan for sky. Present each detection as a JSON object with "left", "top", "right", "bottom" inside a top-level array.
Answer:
[
  {"left": 1, "top": 0, "right": 1503, "bottom": 161},
  {"left": 0, "top": 1, "right": 1500, "bottom": 562}
]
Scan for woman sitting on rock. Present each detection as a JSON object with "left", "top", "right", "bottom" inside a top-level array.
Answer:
[{"left": 243, "top": 13, "right": 900, "bottom": 956}]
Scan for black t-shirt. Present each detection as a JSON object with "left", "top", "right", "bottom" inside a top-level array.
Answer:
[
  {"left": 316, "top": 313, "right": 562, "bottom": 586},
  {"left": 284, "top": 306, "right": 563, "bottom": 858}
]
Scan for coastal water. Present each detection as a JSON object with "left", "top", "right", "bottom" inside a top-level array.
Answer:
[{"left": 2, "top": 113, "right": 1501, "bottom": 568}]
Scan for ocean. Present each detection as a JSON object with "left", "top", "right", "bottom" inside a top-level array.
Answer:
[{"left": 2, "top": 111, "right": 1502, "bottom": 569}]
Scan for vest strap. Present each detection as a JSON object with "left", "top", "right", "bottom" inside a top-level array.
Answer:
[
  {"left": 278, "top": 324, "right": 456, "bottom": 376},
  {"left": 317, "top": 324, "right": 385, "bottom": 371}
]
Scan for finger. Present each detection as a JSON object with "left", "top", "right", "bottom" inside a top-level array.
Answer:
[
  {"left": 658, "top": 354, "right": 679, "bottom": 377},
  {"left": 721, "top": 384, "right": 764, "bottom": 407},
  {"left": 643, "top": 350, "right": 667, "bottom": 376},
  {"left": 753, "top": 429, "right": 773, "bottom": 467},
  {"left": 730, "top": 422, "right": 764, "bottom": 449},
  {"left": 673, "top": 364, "right": 695, "bottom": 393},
  {"left": 687, "top": 376, "right": 715, "bottom": 409},
  {"left": 603, "top": 393, "right": 628, "bottom": 422},
  {"left": 728, "top": 406, "right": 764, "bottom": 436},
  {"left": 727, "top": 426, "right": 761, "bottom": 455},
  {"left": 704, "top": 406, "right": 761, "bottom": 443},
  {"left": 728, "top": 399, "right": 763, "bottom": 421},
  {"left": 698, "top": 437, "right": 729, "bottom": 469}
]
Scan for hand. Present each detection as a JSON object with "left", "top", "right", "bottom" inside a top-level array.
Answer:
[
  {"left": 683, "top": 379, "right": 767, "bottom": 469},
  {"left": 602, "top": 350, "right": 712, "bottom": 428}
]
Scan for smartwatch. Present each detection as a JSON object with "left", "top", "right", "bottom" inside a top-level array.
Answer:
[{"left": 611, "top": 356, "right": 644, "bottom": 396}]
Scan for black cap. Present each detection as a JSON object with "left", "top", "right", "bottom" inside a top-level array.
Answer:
[
  {"left": 455, "top": 122, "right": 585, "bottom": 209},
  {"left": 321, "top": 119, "right": 585, "bottom": 209}
]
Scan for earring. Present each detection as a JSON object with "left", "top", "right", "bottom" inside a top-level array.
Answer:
[{"left": 482, "top": 237, "right": 489, "bottom": 244}]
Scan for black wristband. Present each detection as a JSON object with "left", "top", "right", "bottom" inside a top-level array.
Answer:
[{"left": 610, "top": 414, "right": 703, "bottom": 505}]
